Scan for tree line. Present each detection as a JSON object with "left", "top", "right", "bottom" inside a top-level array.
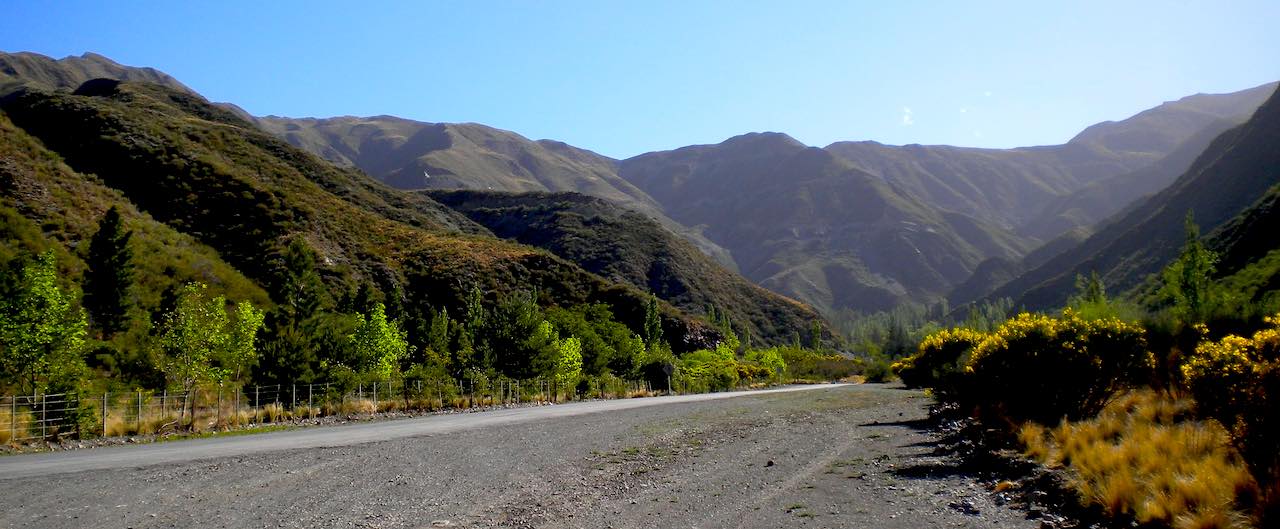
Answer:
[{"left": 1, "top": 207, "right": 857, "bottom": 411}]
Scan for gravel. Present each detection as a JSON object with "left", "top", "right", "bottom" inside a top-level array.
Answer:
[{"left": 0, "top": 384, "right": 1044, "bottom": 528}]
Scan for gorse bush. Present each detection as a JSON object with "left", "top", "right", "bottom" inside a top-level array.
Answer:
[
  {"left": 964, "top": 311, "right": 1153, "bottom": 423},
  {"left": 1183, "top": 315, "right": 1280, "bottom": 521},
  {"left": 891, "top": 327, "right": 984, "bottom": 394}
]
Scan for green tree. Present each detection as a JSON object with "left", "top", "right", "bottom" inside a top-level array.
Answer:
[
  {"left": 478, "top": 290, "right": 555, "bottom": 378},
  {"left": 0, "top": 252, "right": 88, "bottom": 394},
  {"left": 1161, "top": 212, "right": 1219, "bottom": 324},
  {"left": 447, "top": 318, "right": 474, "bottom": 377},
  {"left": 84, "top": 206, "right": 135, "bottom": 336},
  {"left": 348, "top": 302, "right": 411, "bottom": 381},
  {"left": 1072, "top": 271, "right": 1107, "bottom": 306},
  {"left": 424, "top": 307, "right": 451, "bottom": 369},
  {"left": 808, "top": 319, "right": 824, "bottom": 349},
  {"left": 158, "top": 283, "right": 264, "bottom": 422},
  {"left": 745, "top": 347, "right": 787, "bottom": 382},
  {"left": 643, "top": 294, "right": 663, "bottom": 348},
  {"left": 256, "top": 238, "right": 328, "bottom": 385},
  {"left": 554, "top": 334, "right": 583, "bottom": 387},
  {"left": 464, "top": 285, "right": 486, "bottom": 341}
]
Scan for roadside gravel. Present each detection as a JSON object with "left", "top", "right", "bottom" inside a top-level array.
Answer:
[{"left": 0, "top": 384, "right": 1042, "bottom": 529}]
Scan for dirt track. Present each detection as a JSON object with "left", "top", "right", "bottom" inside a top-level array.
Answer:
[{"left": 0, "top": 384, "right": 1040, "bottom": 528}]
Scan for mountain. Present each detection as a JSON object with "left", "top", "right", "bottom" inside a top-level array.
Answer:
[
  {"left": 824, "top": 82, "right": 1275, "bottom": 241},
  {"left": 255, "top": 116, "right": 737, "bottom": 269},
  {"left": 0, "top": 79, "right": 729, "bottom": 350},
  {"left": 1, "top": 50, "right": 194, "bottom": 97},
  {"left": 424, "top": 190, "right": 824, "bottom": 344},
  {"left": 9, "top": 50, "right": 1273, "bottom": 323},
  {"left": 617, "top": 132, "right": 1031, "bottom": 314},
  {"left": 1019, "top": 117, "right": 1247, "bottom": 240},
  {"left": 983, "top": 83, "right": 1280, "bottom": 311}
]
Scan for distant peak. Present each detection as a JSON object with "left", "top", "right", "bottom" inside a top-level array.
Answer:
[{"left": 721, "top": 131, "right": 805, "bottom": 149}]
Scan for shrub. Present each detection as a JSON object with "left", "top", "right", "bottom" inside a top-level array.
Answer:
[
  {"left": 861, "top": 355, "right": 894, "bottom": 383},
  {"left": 892, "top": 328, "right": 985, "bottom": 393},
  {"left": 1183, "top": 315, "right": 1280, "bottom": 522},
  {"left": 964, "top": 311, "right": 1152, "bottom": 423},
  {"left": 778, "top": 346, "right": 860, "bottom": 381},
  {"left": 677, "top": 349, "right": 739, "bottom": 392}
]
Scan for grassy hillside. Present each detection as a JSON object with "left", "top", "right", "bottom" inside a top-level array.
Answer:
[
  {"left": 257, "top": 115, "right": 738, "bottom": 270},
  {"left": 0, "top": 112, "right": 268, "bottom": 309},
  {"left": 984, "top": 83, "right": 1280, "bottom": 311},
  {"left": 0, "top": 51, "right": 193, "bottom": 96},
  {"left": 0, "top": 80, "right": 725, "bottom": 350},
  {"left": 426, "top": 190, "right": 826, "bottom": 344}
]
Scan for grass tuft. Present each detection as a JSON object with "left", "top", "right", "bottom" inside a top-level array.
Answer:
[{"left": 1020, "top": 390, "right": 1257, "bottom": 528}]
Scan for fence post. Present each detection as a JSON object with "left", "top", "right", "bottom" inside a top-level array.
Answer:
[
  {"left": 9, "top": 396, "right": 15, "bottom": 441},
  {"left": 136, "top": 390, "right": 142, "bottom": 433},
  {"left": 254, "top": 385, "right": 259, "bottom": 416},
  {"left": 308, "top": 384, "right": 313, "bottom": 413},
  {"left": 217, "top": 386, "right": 223, "bottom": 429},
  {"left": 101, "top": 392, "right": 108, "bottom": 437},
  {"left": 292, "top": 384, "right": 296, "bottom": 411},
  {"left": 40, "top": 392, "right": 46, "bottom": 440},
  {"left": 373, "top": 382, "right": 378, "bottom": 413}
]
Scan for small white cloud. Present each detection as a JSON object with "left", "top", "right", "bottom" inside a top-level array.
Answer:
[
  {"left": 973, "top": 129, "right": 984, "bottom": 138},
  {"left": 983, "top": 91, "right": 993, "bottom": 97},
  {"left": 901, "top": 107, "right": 914, "bottom": 126},
  {"left": 959, "top": 107, "right": 968, "bottom": 113}
]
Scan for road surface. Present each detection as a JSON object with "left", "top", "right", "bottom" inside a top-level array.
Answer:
[{"left": 0, "top": 384, "right": 1041, "bottom": 528}]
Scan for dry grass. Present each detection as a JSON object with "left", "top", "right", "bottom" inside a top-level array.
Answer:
[
  {"left": 0, "top": 407, "right": 33, "bottom": 444},
  {"left": 1019, "top": 390, "right": 1257, "bottom": 528}
]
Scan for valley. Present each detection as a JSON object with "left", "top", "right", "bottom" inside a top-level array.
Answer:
[{"left": 3, "top": 29, "right": 1280, "bottom": 529}]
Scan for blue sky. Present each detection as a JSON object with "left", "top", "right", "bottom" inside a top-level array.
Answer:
[{"left": 3, "top": 1, "right": 1278, "bottom": 158}]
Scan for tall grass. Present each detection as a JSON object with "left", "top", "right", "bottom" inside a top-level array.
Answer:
[
  {"left": 0, "top": 407, "right": 33, "bottom": 444},
  {"left": 1019, "top": 391, "right": 1257, "bottom": 528}
]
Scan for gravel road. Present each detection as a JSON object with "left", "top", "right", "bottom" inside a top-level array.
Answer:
[{"left": 0, "top": 384, "right": 1041, "bottom": 528}]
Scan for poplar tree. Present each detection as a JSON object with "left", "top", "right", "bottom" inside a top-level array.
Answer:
[
  {"left": 1161, "top": 212, "right": 1218, "bottom": 324},
  {"left": 349, "top": 302, "right": 411, "bottom": 381}
]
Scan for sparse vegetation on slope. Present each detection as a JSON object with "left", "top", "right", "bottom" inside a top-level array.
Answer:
[{"left": 425, "top": 189, "right": 828, "bottom": 346}]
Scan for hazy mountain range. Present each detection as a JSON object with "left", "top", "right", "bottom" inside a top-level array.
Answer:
[{"left": 3, "top": 50, "right": 1278, "bottom": 327}]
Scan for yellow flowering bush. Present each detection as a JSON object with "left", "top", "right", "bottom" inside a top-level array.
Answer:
[
  {"left": 1182, "top": 315, "right": 1280, "bottom": 507},
  {"left": 893, "top": 327, "right": 985, "bottom": 394},
  {"left": 963, "top": 311, "right": 1152, "bottom": 423}
]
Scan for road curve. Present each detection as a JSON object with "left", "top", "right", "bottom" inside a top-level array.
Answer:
[{"left": 0, "top": 383, "right": 844, "bottom": 480}]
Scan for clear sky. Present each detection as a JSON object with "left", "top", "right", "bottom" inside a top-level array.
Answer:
[{"left": 3, "top": 1, "right": 1278, "bottom": 159}]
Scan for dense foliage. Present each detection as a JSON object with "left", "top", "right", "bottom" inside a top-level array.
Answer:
[{"left": 0, "top": 252, "right": 87, "bottom": 395}]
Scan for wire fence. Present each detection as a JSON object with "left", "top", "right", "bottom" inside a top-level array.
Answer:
[{"left": 1, "top": 376, "right": 661, "bottom": 443}]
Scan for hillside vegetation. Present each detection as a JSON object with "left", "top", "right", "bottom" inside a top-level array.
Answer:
[
  {"left": 426, "top": 190, "right": 825, "bottom": 346},
  {"left": 255, "top": 115, "right": 738, "bottom": 269}
]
